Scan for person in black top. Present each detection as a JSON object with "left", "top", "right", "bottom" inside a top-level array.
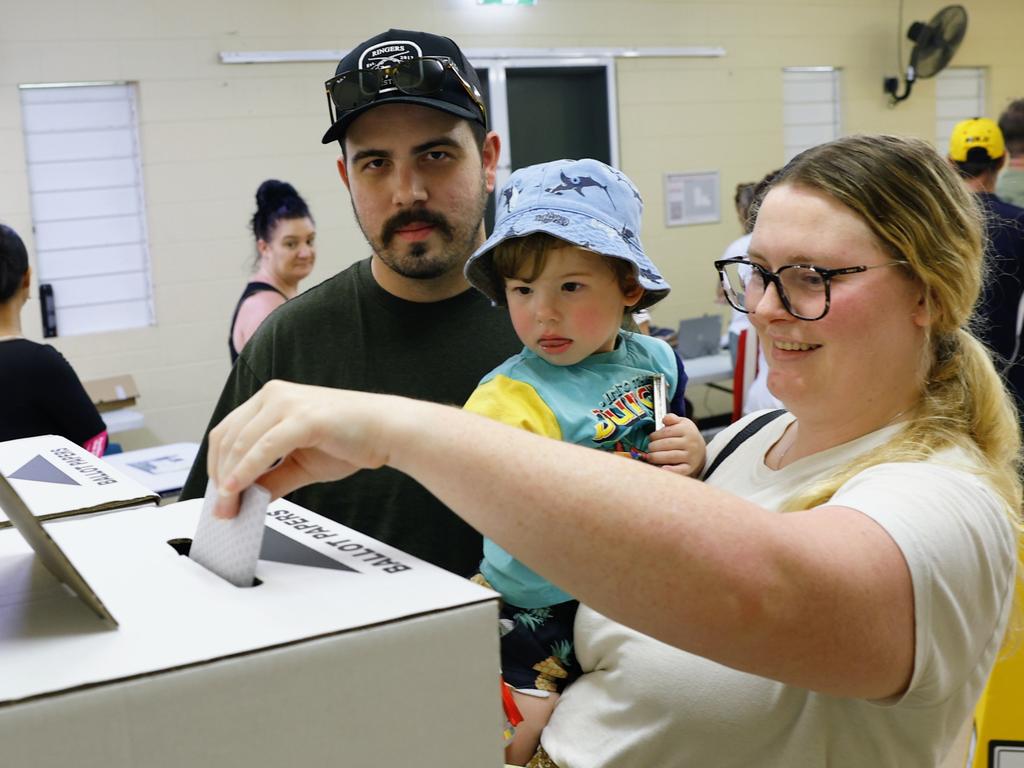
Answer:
[
  {"left": 229, "top": 180, "right": 316, "bottom": 363},
  {"left": 0, "top": 223, "right": 108, "bottom": 454},
  {"left": 948, "top": 118, "right": 1024, "bottom": 411}
]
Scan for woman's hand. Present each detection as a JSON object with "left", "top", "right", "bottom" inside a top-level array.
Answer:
[{"left": 207, "top": 380, "right": 394, "bottom": 518}]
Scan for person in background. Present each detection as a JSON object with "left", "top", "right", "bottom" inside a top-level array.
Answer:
[
  {"left": 208, "top": 134, "right": 1020, "bottom": 767},
  {"left": 229, "top": 179, "right": 316, "bottom": 363},
  {"left": 181, "top": 29, "right": 522, "bottom": 576},
  {"left": 718, "top": 181, "right": 758, "bottom": 365},
  {"left": 997, "top": 99, "right": 1024, "bottom": 207},
  {"left": 0, "top": 223, "right": 108, "bottom": 455},
  {"left": 948, "top": 117, "right": 1024, "bottom": 411},
  {"left": 630, "top": 306, "right": 652, "bottom": 334},
  {"left": 462, "top": 158, "right": 701, "bottom": 763},
  {"left": 721, "top": 172, "right": 783, "bottom": 415}
]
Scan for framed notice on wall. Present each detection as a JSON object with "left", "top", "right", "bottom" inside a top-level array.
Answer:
[{"left": 664, "top": 171, "right": 720, "bottom": 227}]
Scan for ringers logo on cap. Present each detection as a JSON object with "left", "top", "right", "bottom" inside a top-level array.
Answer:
[{"left": 360, "top": 40, "right": 423, "bottom": 85}]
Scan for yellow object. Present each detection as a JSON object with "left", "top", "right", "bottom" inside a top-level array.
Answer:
[
  {"left": 949, "top": 118, "right": 1006, "bottom": 163},
  {"left": 968, "top": 643, "right": 1024, "bottom": 766},
  {"left": 463, "top": 375, "right": 563, "bottom": 440}
]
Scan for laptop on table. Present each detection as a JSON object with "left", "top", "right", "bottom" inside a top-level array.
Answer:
[{"left": 676, "top": 314, "right": 723, "bottom": 359}]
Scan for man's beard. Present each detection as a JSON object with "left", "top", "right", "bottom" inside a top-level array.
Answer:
[
  {"left": 379, "top": 208, "right": 456, "bottom": 279},
  {"left": 358, "top": 174, "right": 489, "bottom": 281}
]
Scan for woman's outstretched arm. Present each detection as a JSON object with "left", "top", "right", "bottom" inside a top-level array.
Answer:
[{"left": 209, "top": 380, "right": 914, "bottom": 700}]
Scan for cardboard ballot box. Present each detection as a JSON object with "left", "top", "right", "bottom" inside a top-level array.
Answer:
[
  {"left": 0, "top": 497, "right": 502, "bottom": 768},
  {"left": 0, "top": 434, "right": 158, "bottom": 528}
]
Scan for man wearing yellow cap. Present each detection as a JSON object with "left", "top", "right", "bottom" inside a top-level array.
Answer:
[{"left": 949, "top": 117, "right": 1024, "bottom": 412}]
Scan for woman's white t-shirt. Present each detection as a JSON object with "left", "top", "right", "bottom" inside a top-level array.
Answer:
[{"left": 541, "top": 412, "right": 1016, "bottom": 768}]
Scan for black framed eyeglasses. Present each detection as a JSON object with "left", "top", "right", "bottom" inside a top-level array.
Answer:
[
  {"left": 714, "top": 257, "right": 909, "bottom": 321},
  {"left": 325, "top": 56, "right": 487, "bottom": 127}
]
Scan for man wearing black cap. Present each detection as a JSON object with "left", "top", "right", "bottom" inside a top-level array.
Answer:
[
  {"left": 182, "top": 30, "right": 521, "bottom": 575},
  {"left": 948, "top": 118, "right": 1024, "bottom": 413}
]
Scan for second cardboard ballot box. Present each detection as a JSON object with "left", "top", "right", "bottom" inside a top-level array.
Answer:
[
  {"left": 0, "top": 434, "right": 158, "bottom": 528},
  {"left": 0, "top": 496, "right": 502, "bottom": 767}
]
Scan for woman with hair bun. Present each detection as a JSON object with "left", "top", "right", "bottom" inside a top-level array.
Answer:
[
  {"left": 229, "top": 180, "right": 316, "bottom": 362},
  {"left": 0, "top": 223, "right": 108, "bottom": 455}
]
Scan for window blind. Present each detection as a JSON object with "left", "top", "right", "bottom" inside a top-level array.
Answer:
[
  {"left": 782, "top": 68, "right": 842, "bottom": 163},
  {"left": 19, "top": 82, "right": 154, "bottom": 336},
  {"left": 934, "top": 67, "right": 987, "bottom": 158}
]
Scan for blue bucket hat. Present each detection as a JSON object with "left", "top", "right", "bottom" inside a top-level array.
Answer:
[{"left": 465, "top": 158, "right": 670, "bottom": 311}]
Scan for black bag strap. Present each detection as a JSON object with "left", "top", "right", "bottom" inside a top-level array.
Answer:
[{"left": 702, "top": 409, "right": 787, "bottom": 481}]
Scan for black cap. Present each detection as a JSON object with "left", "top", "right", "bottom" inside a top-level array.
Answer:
[{"left": 322, "top": 29, "right": 487, "bottom": 145}]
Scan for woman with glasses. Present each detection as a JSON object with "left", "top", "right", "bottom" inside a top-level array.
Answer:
[{"left": 205, "top": 134, "right": 1020, "bottom": 767}]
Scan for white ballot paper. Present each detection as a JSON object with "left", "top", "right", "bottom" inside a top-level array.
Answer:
[
  {"left": 652, "top": 373, "right": 668, "bottom": 426},
  {"left": 189, "top": 481, "right": 269, "bottom": 587}
]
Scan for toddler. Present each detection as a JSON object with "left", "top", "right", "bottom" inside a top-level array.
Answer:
[{"left": 464, "top": 158, "right": 706, "bottom": 764}]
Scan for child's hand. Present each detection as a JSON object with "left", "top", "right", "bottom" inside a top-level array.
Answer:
[{"left": 646, "top": 414, "right": 706, "bottom": 477}]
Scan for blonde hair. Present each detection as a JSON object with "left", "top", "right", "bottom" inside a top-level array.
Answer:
[{"left": 769, "top": 134, "right": 1023, "bottom": 641}]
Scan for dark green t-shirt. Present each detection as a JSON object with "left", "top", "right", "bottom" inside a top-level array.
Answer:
[{"left": 182, "top": 258, "right": 521, "bottom": 575}]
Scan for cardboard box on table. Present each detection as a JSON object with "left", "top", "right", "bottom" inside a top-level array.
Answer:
[
  {"left": 82, "top": 374, "right": 139, "bottom": 412},
  {"left": 83, "top": 374, "right": 145, "bottom": 434},
  {"left": 0, "top": 496, "right": 502, "bottom": 768},
  {"left": 0, "top": 435, "right": 158, "bottom": 528}
]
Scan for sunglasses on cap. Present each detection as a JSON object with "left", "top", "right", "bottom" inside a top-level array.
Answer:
[{"left": 325, "top": 56, "right": 488, "bottom": 128}]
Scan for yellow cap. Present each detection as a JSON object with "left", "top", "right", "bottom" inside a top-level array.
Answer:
[{"left": 949, "top": 118, "right": 1006, "bottom": 163}]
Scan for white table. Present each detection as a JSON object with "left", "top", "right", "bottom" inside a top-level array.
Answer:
[
  {"left": 683, "top": 351, "right": 733, "bottom": 387},
  {"left": 100, "top": 408, "right": 145, "bottom": 434},
  {"left": 103, "top": 442, "right": 199, "bottom": 497}
]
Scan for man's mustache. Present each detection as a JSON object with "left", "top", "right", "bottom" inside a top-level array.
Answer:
[{"left": 381, "top": 209, "right": 454, "bottom": 245}]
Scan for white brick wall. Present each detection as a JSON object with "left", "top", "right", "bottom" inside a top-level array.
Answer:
[{"left": 1, "top": 0, "right": 1021, "bottom": 443}]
